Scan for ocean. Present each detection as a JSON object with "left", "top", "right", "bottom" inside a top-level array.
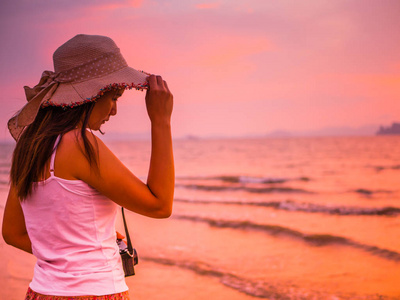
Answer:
[{"left": 0, "top": 136, "right": 399, "bottom": 299}]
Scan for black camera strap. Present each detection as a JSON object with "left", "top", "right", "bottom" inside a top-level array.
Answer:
[{"left": 121, "top": 207, "right": 134, "bottom": 257}]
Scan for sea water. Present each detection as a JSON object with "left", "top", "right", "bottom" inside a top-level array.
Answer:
[{"left": 0, "top": 136, "right": 399, "bottom": 299}]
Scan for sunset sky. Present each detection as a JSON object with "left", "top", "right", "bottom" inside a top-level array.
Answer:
[{"left": 1, "top": 0, "right": 399, "bottom": 140}]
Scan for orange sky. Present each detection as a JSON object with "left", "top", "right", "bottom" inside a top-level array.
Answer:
[{"left": 1, "top": 0, "right": 399, "bottom": 140}]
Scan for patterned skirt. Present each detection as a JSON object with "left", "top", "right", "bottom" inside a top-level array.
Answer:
[{"left": 25, "top": 287, "right": 130, "bottom": 300}]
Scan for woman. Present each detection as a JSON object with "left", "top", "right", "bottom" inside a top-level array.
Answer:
[{"left": 2, "top": 34, "right": 174, "bottom": 299}]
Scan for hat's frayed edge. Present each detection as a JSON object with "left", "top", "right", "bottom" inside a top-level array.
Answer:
[{"left": 41, "top": 82, "right": 149, "bottom": 109}]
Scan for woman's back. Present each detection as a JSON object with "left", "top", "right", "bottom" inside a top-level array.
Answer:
[{"left": 20, "top": 134, "right": 127, "bottom": 296}]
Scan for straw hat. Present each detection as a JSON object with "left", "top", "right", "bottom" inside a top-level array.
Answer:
[{"left": 8, "top": 34, "right": 150, "bottom": 140}]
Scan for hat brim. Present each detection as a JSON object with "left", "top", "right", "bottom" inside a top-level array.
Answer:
[
  {"left": 8, "top": 66, "right": 150, "bottom": 140},
  {"left": 43, "top": 66, "right": 149, "bottom": 107}
]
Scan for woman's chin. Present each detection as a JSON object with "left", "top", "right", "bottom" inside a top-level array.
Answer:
[{"left": 86, "top": 124, "right": 102, "bottom": 131}]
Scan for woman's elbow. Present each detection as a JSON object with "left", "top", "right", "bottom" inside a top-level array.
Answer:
[
  {"left": 148, "top": 198, "right": 173, "bottom": 219},
  {"left": 2, "top": 228, "right": 15, "bottom": 246},
  {"left": 2, "top": 229, "right": 32, "bottom": 254},
  {"left": 128, "top": 193, "right": 174, "bottom": 218},
  {"left": 2, "top": 224, "right": 26, "bottom": 247},
  {"left": 152, "top": 204, "right": 173, "bottom": 219},
  {"left": 161, "top": 207, "right": 173, "bottom": 218}
]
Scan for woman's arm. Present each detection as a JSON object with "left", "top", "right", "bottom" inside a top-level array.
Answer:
[
  {"left": 145, "top": 75, "right": 174, "bottom": 216},
  {"left": 62, "top": 75, "right": 174, "bottom": 218},
  {"left": 2, "top": 185, "right": 33, "bottom": 253}
]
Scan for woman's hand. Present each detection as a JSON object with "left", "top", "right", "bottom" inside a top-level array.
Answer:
[{"left": 145, "top": 75, "right": 173, "bottom": 125}]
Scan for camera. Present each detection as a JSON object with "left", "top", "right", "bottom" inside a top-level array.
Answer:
[{"left": 117, "top": 238, "right": 138, "bottom": 277}]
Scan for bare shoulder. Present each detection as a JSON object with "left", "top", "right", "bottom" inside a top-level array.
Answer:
[
  {"left": 61, "top": 129, "right": 96, "bottom": 147},
  {"left": 59, "top": 129, "right": 111, "bottom": 154},
  {"left": 55, "top": 129, "right": 112, "bottom": 180}
]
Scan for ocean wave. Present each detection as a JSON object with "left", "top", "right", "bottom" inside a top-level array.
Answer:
[
  {"left": 354, "top": 188, "right": 392, "bottom": 196},
  {"left": 173, "top": 215, "right": 400, "bottom": 262},
  {"left": 175, "top": 198, "right": 400, "bottom": 216},
  {"left": 178, "top": 175, "right": 311, "bottom": 184},
  {"left": 219, "top": 175, "right": 287, "bottom": 184},
  {"left": 0, "top": 179, "right": 9, "bottom": 186},
  {"left": 0, "top": 165, "right": 10, "bottom": 174},
  {"left": 175, "top": 184, "right": 311, "bottom": 194},
  {"left": 142, "top": 256, "right": 289, "bottom": 299},
  {"left": 142, "top": 256, "right": 389, "bottom": 299},
  {"left": 373, "top": 165, "right": 400, "bottom": 172}
]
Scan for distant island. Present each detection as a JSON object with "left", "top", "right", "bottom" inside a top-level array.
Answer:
[{"left": 377, "top": 123, "right": 400, "bottom": 135}]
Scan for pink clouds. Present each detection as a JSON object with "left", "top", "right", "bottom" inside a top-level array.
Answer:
[
  {"left": 89, "top": 0, "right": 144, "bottom": 11},
  {"left": 197, "top": 36, "right": 272, "bottom": 67},
  {"left": 195, "top": 3, "right": 220, "bottom": 10}
]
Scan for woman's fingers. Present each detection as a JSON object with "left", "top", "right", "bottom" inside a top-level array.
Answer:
[
  {"left": 146, "top": 75, "right": 172, "bottom": 97},
  {"left": 163, "top": 80, "right": 170, "bottom": 93},
  {"left": 145, "top": 75, "right": 173, "bottom": 123},
  {"left": 147, "top": 74, "right": 157, "bottom": 88},
  {"left": 147, "top": 74, "right": 165, "bottom": 90},
  {"left": 156, "top": 75, "right": 164, "bottom": 88}
]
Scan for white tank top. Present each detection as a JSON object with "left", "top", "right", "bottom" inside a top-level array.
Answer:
[{"left": 20, "top": 136, "right": 128, "bottom": 296}]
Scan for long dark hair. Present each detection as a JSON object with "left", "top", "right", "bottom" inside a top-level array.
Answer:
[{"left": 10, "top": 102, "right": 99, "bottom": 200}]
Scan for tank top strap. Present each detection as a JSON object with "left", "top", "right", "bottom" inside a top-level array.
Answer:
[{"left": 49, "top": 135, "right": 62, "bottom": 176}]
